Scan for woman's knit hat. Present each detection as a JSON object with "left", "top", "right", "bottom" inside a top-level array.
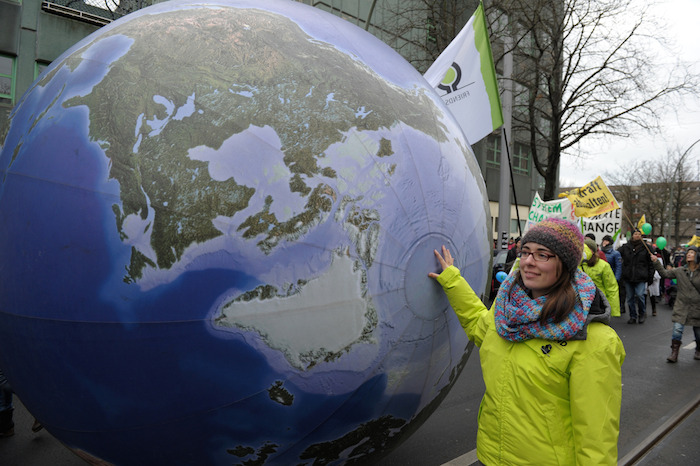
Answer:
[
  {"left": 584, "top": 237, "right": 598, "bottom": 253},
  {"left": 521, "top": 218, "right": 584, "bottom": 274}
]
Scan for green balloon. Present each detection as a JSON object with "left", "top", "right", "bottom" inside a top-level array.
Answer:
[
  {"left": 656, "top": 236, "right": 667, "bottom": 250},
  {"left": 642, "top": 222, "right": 652, "bottom": 235}
]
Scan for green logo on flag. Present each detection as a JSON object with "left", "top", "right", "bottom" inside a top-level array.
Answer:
[{"left": 438, "top": 62, "right": 461, "bottom": 94}]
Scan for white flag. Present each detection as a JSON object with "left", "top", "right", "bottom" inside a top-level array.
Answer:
[{"left": 424, "top": 1, "right": 503, "bottom": 144}]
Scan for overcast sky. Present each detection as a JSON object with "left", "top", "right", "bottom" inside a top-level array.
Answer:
[{"left": 558, "top": 0, "right": 700, "bottom": 188}]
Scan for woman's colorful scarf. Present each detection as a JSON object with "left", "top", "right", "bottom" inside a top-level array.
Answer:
[{"left": 493, "top": 269, "right": 596, "bottom": 342}]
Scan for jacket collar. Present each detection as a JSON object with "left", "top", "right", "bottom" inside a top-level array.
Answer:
[{"left": 569, "top": 288, "right": 610, "bottom": 341}]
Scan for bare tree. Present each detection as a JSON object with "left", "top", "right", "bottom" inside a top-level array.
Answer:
[
  {"left": 486, "top": 0, "right": 697, "bottom": 200},
  {"left": 375, "top": 0, "right": 475, "bottom": 73},
  {"left": 371, "top": 0, "right": 696, "bottom": 203},
  {"left": 606, "top": 145, "right": 699, "bottom": 246},
  {"left": 639, "top": 180, "right": 671, "bottom": 239},
  {"left": 665, "top": 145, "right": 699, "bottom": 246},
  {"left": 606, "top": 161, "right": 648, "bottom": 234}
]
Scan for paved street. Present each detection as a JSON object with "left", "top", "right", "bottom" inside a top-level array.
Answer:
[{"left": 1, "top": 298, "right": 699, "bottom": 465}]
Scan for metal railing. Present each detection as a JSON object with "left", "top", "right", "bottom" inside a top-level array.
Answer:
[{"left": 41, "top": 0, "right": 155, "bottom": 26}]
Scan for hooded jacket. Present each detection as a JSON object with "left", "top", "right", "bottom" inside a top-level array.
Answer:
[
  {"left": 437, "top": 266, "right": 625, "bottom": 465},
  {"left": 581, "top": 244, "right": 621, "bottom": 316},
  {"left": 601, "top": 244, "right": 622, "bottom": 280}
]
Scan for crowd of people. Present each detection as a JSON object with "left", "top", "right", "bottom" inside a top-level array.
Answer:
[
  {"left": 613, "top": 229, "right": 700, "bottom": 363},
  {"left": 431, "top": 218, "right": 698, "bottom": 464}
]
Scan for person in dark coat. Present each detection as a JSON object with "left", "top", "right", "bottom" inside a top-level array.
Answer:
[
  {"left": 505, "top": 237, "right": 521, "bottom": 265},
  {"left": 618, "top": 229, "right": 654, "bottom": 324}
]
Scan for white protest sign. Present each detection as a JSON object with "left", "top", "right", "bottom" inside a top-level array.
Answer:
[
  {"left": 581, "top": 203, "right": 623, "bottom": 245},
  {"left": 524, "top": 192, "right": 578, "bottom": 234}
]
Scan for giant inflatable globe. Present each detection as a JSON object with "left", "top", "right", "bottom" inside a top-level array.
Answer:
[{"left": 0, "top": 0, "right": 491, "bottom": 463}]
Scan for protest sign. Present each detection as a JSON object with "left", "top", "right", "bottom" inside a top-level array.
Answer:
[
  {"left": 582, "top": 204, "right": 623, "bottom": 245},
  {"left": 525, "top": 192, "right": 578, "bottom": 233},
  {"left": 559, "top": 176, "right": 619, "bottom": 218}
]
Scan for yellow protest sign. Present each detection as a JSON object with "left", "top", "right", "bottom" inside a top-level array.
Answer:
[
  {"left": 559, "top": 176, "right": 620, "bottom": 218},
  {"left": 636, "top": 214, "right": 646, "bottom": 230},
  {"left": 689, "top": 235, "right": 700, "bottom": 247}
]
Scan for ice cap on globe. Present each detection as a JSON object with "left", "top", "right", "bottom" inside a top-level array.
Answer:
[{"left": 0, "top": 0, "right": 491, "bottom": 464}]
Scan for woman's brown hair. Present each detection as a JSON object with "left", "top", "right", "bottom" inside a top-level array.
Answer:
[
  {"left": 584, "top": 249, "right": 599, "bottom": 268},
  {"left": 510, "top": 260, "right": 576, "bottom": 323}
]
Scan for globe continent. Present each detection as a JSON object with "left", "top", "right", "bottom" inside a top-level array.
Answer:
[{"left": 0, "top": 0, "right": 491, "bottom": 464}]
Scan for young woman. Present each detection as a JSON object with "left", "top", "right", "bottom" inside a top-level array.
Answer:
[
  {"left": 429, "top": 218, "right": 625, "bottom": 465},
  {"left": 581, "top": 238, "right": 621, "bottom": 317},
  {"left": 651, "top": 245, "right": 700, "bottom": 362}
]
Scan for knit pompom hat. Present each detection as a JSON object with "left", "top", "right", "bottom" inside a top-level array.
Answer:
[
  {"left": 584, "top": 237, "right": 598, "bottom": 253},
  {"left": 521, "top": 218, "right": 584, "bottom": 274}
]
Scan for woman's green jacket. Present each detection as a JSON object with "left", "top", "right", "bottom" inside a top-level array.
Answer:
[{"left": 437, "top": 266, "right": 625, "bottom": 465}]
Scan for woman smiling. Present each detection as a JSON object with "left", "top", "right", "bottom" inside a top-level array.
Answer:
[{"left": 429, "top": 218, "right": 625, "bottom": 465}]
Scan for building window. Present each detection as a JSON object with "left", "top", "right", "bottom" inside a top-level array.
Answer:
[
  {"left": 537, "top": 115, "right": 552, "bottom": 139},
  {"left": 536, "top": 173, "right": 545, "bottom": 190},
  {"left": 35, "top": 61, "right": 50, "bottom": 80},
  {"left": 0, "top": 55, "right": 15, "bottom": 106},
  {"left": 513, "top": 82, "right": 529, "bottom": 110},
  {"left": 486, "top": 134, "right": 500, "bottom": 166},
  {"left": 41, "top": 0, "right": 153, "bottom": 26},
  {"left": 426, "top": 16, "right": 437, "bottom": 46},
  {"left": 510, "top": 218, "right": 525, "bottom": 236},
  {"left": 512, "top": 142, "right": 530, "bottom": 175}
]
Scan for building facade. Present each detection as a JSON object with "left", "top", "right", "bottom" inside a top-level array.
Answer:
[
  {"left": 608, "top": 182, "right": 700, "bottom": 247},
  {"left": 1, "top": 0, "right": 99, "bottom": 134},
  {"left": 0, "top": 0, "right": 166, "bottom": 139}
]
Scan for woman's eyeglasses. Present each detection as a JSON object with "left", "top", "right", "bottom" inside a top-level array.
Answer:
[{"left": 518, "top": 250, "right": 556, "bottom": 262}]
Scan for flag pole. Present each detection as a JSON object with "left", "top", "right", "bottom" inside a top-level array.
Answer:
[
  {"left": 497, "top": 18, "right": 513, "bottom": 250},
  {"left": 503, "top": 131, "right": 522, "bottom": 237},
  {"left": 622, "top": 211, "right": 654, "bottom": 255}
]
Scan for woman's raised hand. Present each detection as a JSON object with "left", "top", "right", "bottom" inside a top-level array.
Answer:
[{"left": 428, "top": 245, "right": 454, "bottom": 278}]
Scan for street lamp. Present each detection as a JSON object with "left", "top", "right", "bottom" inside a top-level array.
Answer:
[
  {"left": 682, "top": 137, "right": 700, "bottom": 160},
  {"left": 667, "top": 137, "right": 700, "bottom": 246}
]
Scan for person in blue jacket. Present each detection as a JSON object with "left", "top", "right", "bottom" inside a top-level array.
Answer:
[
  {"left": 601, "top": 234, "right": 625, "bottom": 314},
  {"left": 601, "top": 235, "right": 622, "bottom": 280}
]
